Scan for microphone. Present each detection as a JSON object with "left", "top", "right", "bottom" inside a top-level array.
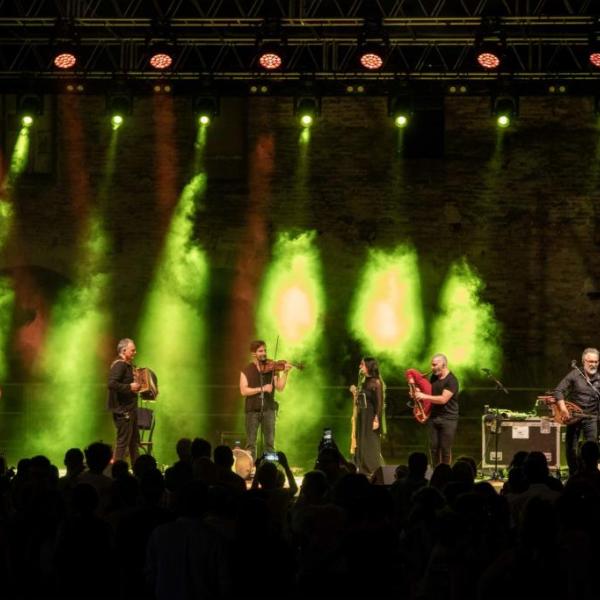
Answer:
[{"left": 481, "top": 368, "right": 491, "bottom": 374}]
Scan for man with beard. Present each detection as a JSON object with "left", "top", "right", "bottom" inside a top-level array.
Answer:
[{"left": 554, "top": 347, "right": 600, "bottom": 475}]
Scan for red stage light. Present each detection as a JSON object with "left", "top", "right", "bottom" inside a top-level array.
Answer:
[
  {"left": 54, "top": 52, "right": 77, "bottom": 69},
  {"left": 360, "top": 52, "right": 384, "bottom": 70},
  {"left": 258, "top": 52, "right": 283, "bottom": 70},
  {"left": 590, "top": 52, "right": 600, "bottom": 68},
  {"left": 477, "top": 51, "right": 501, "bottom": 69},
  {"left": 149, "top": 52, "right": 173, "bottom": 70}
]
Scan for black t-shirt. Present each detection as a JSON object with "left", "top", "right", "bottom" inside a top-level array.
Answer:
[
  {"left": 242, "top": 362, "right": 277, "bottom": 412},
  {"left": 429, "top": 371, "right": 459, "bottom": 419}
]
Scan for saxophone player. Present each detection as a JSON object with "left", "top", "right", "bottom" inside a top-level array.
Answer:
[{"left": 554, "top": 348, "right": 600, "bottom": 475}]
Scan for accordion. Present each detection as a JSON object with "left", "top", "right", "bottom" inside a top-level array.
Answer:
[{"left": 133, "top": 367, "right": 159, "bottom": 400}]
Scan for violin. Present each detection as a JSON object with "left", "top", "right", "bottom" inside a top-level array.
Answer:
[{"left": 259, "top": 359, "right": 304, "bottom": 373}]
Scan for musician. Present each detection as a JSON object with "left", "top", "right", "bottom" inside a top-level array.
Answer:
[
  {"left": 107, "top": 338, "right": 141, "bottom": 464},
  {"left": 414, "top": 353, "right": 459, "bottom": 465},
  {"left": 553, "top": 347, "right": 600, "bottom": 475},
  {"left": 349, "top": 357, "right": 385, "bottom": 477},
  {"left": 239, "top": 340, "right": 291, "bottom": 461}
]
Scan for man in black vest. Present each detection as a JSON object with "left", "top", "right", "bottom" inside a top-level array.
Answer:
[
  {"left": 107, "top": 338, "right": 141, "bottom": 464},
  {"left": 239, "top": 340, "right": 291, "bottom": 460}
]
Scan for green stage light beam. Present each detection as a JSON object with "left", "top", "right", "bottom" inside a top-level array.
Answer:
[
  {"left": 255, "top": 231, "right": 325, "bottom": 467},
  {"left": 137, "top": 174, "right": 209, "bottom": 466},
  {"left": 349, "top": 245, "right": 424, "bottom": 366},
  {"left": 31, "top": 122, "right": 119, "bottom": 462},
  {"left": 9, "top": 128, "right": 30, "bottom": 180},
  {"left": 428, "top": 260, "right": 502, "bottom": 380},
  {"left": 32, "top": 218, "right": 111, "bottom": 461}
]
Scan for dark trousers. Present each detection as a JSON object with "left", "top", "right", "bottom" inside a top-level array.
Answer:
[
  {"left": 565, "top": 416, "right": 599, "bottom": 474},
  {"left": 113, "top": 409, "right": 140, "bottom": 465},
  {"left": 245, "top": 409, "right": 276, "bottom": 461},
  {"left": 428, "top": 417, "right": 458, "bottom": 466}
]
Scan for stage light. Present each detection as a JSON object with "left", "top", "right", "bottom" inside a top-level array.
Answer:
[
  {"left": 474, "top": 17, "right": 505, "bottom": 71},
  {"left": 388, "top": 94, "right": 413, "bottom": 128},
  {"left": 492, "top": 95, "right": 518, "bottom": 129},
  {"left": 358, "top": 48, "right": 384, "bottom": 70},
  {"left": 193, "top": 95, "right": 219, "bottom": 126},
  {"left": 590, "top": 51, "right": 600, "bottom": 68},
  {"left": 106, "top": 91, "right": 132, "bottom": 128},
  {"left": 477, "top": 50, "right": 501, "bottom": 70},
  {"left": 149, "top": 50, "right": 173, "bottom": 70},
  {"left": 17, "top": 93, "right": 43, "bottom": 127},
  {"left": 395, "top": 115, "right": 408, "bottom": 128},
  {"left": 53, "top": 51, "right": 77, "bottom": 69},
  {"left": 258, "top": 49, "right": 283, "bottom": 70},
  {"left": 294, "top": 97, "right": 320, "bottom": 127}
]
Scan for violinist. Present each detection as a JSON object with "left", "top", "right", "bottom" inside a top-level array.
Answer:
[
  {"left": 239, "top": 340, "right": 292, "bottom": 461},
  {"left": 553, "top": 347, "right": 600, "bottom": 475}
]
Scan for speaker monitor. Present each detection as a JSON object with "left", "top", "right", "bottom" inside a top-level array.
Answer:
[{"left": 481, "top": 417, "right": 561, "bottom": 469}]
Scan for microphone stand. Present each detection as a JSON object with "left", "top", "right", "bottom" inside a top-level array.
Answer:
[{"left": 482, "top": 369, "right": 509, "bottom": 481}]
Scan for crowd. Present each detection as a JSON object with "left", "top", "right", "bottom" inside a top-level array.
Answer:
[{"left": 0, "top": 437, "right": 600, "bottom": 600}]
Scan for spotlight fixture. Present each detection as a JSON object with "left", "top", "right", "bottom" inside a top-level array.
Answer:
[
  {"left": 294, "top": 96, "right": 320, "bottom": 127},
  {"left": 106, "top": 91, "right": 132, "bottom": 129},
  {"left": 474, "top": 17, "right": 506, "bottom": 71},
  {"left": 256, "top": 17, "right": 286, "bottom": 71},
  {"left": 193, "top": 95, "right": 219, "bottom": 125},
  {"left": 356, "top": 15, "right": 388, "bottom": 71},
  {"left": 589, "top": 44, "right": 600, "bottom": 68},
  {"left": 148, "top": 44, "right": 175, "bottom": 70},
  {"left": 492, "top": 95, "right": 518, "bottom": 128},
  {"left": 53, "top": 48, "right": 78, "bottom": 70},
  {"left": 358, "top": 45, "right": 385, "bottom": 70},
  {"left": 388, "top": 95, "right": 413, "bottom": 128},
  {"left": 257, "top": 45, "right": 284, "bottom": 71},
  {"left": 65, "top": 82, "right": 85, "bottom": 93},
  {"left": 50, "top": 19, "right": 80, "bottom": 71},
  {"left": 17, "top": 93, "right": 43, "bottom": 127},
  {"left": 547, "top": 83, "right": 567, "bottom": 94}
]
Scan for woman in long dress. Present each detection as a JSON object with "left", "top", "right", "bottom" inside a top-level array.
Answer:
[{"left": 349, "top": 357, "right": 385, "bottom": 477}]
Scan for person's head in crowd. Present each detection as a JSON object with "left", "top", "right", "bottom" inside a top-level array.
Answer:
[
  {"left": 176, "top": 438, "right": 193, "bottom": 463},
  {"left": 429, "top": 463, "right": 452, "bottom": 491},
  {"left": 191, "top": 437, "right": 212, "bottom": 460},
  {"left": 394, "top": 465, "right": 409, "bottom": 481},
  {"left": 111, "top": 460, "right": 130, "bottom": 480},
  {"left": 64, "top": 448, "right": 85, "bottom": 477},
  {"left": 315, "top": 447, "right": 343, "bottom": 480},
  {"left": 164, "top": 461, "right": 193, "bottom": 493},
  {"left": 255, "top": 461, "right": 284, "bottom": 490},
  {"left": 84, "top": 442, "right": 113, "bottom": 474},
  {"left": 30, "top": 455, "right": 54, "bottom": 481},
  {"left": 451, "top": 460, "right": 475, "bottom": 486},
  {"left": 408, "top": 452, "right": 428, "bottom": 479},
  {"left": 455, "top": 455, "right": 477, "bottom": 479},
  {"left": 15, "top": 458, "right": 31, "bottom": 479},
  {"left": 0, "top": 455, "right": 6, "bottom": 476},
  {"left": 509, "top": 450, "right": 529, "bottom": 469},
  {"left": 214, "top": 445, "right": 235, "bottom": 469},
  {"left": 133, "top": 454, "right": 157, "bottom": 480},
  {"left": 299, "top": 470, "right": 329, "bottom": 504},
  {"left": 523, "top": 451, "right": 549, "bottom": 484}
]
